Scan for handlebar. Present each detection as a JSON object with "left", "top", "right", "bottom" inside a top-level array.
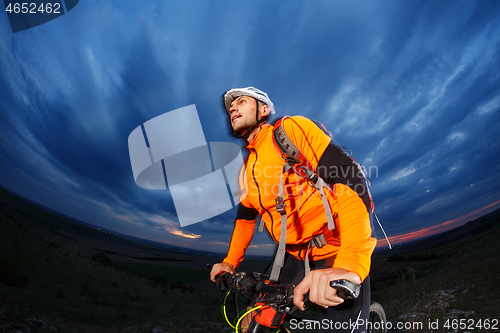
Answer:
[
  {"left": 216, "top": 271, "right": 295, "bottom": 311},
  {"left": 213, "top": 269, "right": 360, "bottom": 309},
  {"left": 209, "top": 265, "right": 362, "bottom": 333}
]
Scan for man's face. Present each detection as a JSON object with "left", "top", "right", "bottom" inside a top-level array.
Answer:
[{"left": 228, "top": 96, "right": 258, "bottom": 134}]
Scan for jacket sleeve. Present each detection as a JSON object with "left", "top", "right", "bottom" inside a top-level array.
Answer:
[
  {"left": 223, "top": 203, "right": 258, "bottom": 268},
  {"left": 331, "top": 184, "right": 376, "bottom": 281}
]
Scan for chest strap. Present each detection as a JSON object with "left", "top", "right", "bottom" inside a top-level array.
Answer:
[{"left": 268, "top": 161, "right": 335, "bottom": 282}]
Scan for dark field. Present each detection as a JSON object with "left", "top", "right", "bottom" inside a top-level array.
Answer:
[
  {"left": 1, "top": 185, "right": 499, "bottom": 332},
  {"left": 0, "top": 186, "right": 268, "bottom": 332}
]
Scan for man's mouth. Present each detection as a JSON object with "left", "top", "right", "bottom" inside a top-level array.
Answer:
[{"left": 231, "top": 114, "right": 241, "bottom": 123}]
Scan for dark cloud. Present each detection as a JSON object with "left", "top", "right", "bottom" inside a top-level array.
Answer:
[{"left": 0, "top": 0, "right": 499, "bottom": 252}]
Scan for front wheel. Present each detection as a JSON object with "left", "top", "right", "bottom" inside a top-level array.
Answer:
[{"left": 368, "top": 302, "right": 387, "bottom": 333}]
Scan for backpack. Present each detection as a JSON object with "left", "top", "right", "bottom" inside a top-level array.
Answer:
[
  {"left": 273, "top": 116, "right": 374, "bottom": 213},
  {"left": 266, "top": 116, "right": 391, "bottom": 282}
]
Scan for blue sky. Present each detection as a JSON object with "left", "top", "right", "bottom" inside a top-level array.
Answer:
[{"left": 1, "top": 0, "right": 499, "bottom": 255}]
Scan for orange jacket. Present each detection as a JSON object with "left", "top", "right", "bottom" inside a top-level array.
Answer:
[{"left": 223, "top": 116, "right": 376, "bottom": 281}]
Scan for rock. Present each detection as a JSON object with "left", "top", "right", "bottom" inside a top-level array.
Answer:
[{"left": 0, "top": 311, "right": 58, "bottom": 332}]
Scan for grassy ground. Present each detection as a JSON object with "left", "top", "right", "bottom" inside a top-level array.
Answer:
[
  {"left": 371, "top": 223, "right": 500, "bottom": 332},
  {"left": 0, "top": 202, "right": 231, "bottom": 332}
]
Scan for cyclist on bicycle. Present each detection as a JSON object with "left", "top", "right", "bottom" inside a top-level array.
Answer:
[{"left": 210, "top": 87, "right": 376, "bottom": 332}]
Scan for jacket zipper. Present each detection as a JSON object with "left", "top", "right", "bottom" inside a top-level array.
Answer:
[{"left": 250, "top": 147, "right": 277, "bottom": 243}]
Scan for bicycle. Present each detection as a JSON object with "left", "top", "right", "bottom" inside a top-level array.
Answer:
[{"left": 212, "top": 269, "right": 387, "bottom": 333}]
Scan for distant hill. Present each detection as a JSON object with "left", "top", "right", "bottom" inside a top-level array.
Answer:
[
  {"left": 0, "top": 185, "right": 215, "bottom": 257},
  {"left": 3, "top": 183, "right": 499, "bottom": 332},
  {"left": 0, "top": 185, "right": 249, "bottom": 332},
  {"left": 370, "top": 207, "right": 500, "bottom": 330},
  {"left": 376, "top": 207, "right": 500, "bottom": 256}
]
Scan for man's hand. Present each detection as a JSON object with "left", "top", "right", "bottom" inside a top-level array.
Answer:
[
  {"left": 293, "top": 267, "right": 361, "bottom": 311},
  {"left": 210, "top": 262, "right": 236, "bottom": 282}
]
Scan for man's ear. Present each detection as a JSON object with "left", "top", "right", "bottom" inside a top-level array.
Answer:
[{"left": 260, "top": 104, "right": 271, "bottom": 118}]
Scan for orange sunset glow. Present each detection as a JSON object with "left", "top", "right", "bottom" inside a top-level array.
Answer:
[{"left": 377, "top": 200, "right": 500, "bottom": 247}]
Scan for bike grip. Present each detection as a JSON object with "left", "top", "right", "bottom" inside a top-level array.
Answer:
[
  {"left": 214, "top": 272, "right": 230, "bottom": 291},
  {"left": 329, "top": 279, "right": 360, "bottom": 299},
  {"left": 240, "top": 278, "right": 258, "bottom": 292},
  {"left": 255, "top": 281, "right": 277, "bottom": 293}
]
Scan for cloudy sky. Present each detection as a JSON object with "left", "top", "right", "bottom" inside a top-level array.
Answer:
[{"left": 1, "top": 0, "right": 499, "bottom": 255}]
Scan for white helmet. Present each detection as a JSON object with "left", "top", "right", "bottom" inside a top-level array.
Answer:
[{"left": 223, "top": 87, "right": 275, "bottom": 114}]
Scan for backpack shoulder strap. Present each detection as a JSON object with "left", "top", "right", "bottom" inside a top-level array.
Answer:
[
  {"left": 272, "top": 116, "right": 302, "bottom": 164},
  {"left": 271, "top": 116, "right": 335, "bottom": 231}
]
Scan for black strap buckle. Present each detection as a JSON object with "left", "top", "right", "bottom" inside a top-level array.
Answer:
[{"left": 275, "top": 197, "right": 286, "bottom": 215}]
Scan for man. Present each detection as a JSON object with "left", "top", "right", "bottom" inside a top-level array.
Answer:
[{"left": 210, "top": 87, "right": 376, "bottom": 332}]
